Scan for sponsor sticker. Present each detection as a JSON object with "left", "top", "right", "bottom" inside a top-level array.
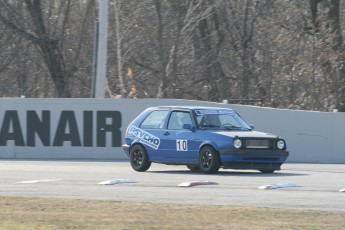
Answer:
[{"left": 128, "top": 126, "right": 160, "bottom": 149}]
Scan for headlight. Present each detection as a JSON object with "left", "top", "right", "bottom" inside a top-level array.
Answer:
[
  {"left": 277, "top": 140, "right": 285, "bottom": 150},
  {"left": 233, "top": 138, "right": 242, "bottom": 149}
]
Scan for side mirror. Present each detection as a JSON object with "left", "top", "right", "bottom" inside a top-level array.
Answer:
[
  {"left": 183, "top": 124, "right": 192, "bottom": 130},
  {"left": 248, "top": 124, "right": 254, "bottom": 130}
]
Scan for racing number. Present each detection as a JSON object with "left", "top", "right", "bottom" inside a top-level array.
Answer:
[{"left": 176, "top": 140, "right": 188, "bottom": 151}]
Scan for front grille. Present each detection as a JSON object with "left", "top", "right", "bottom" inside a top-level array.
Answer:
[
  {"left": 245, "top": 139, "right": 271, "bottom": 149},
  {"left": 243, "top": 156, "right": 279, "bottom": 161},
  {"left": 223, "top": 162, "right": 282, "bottom": 170}
]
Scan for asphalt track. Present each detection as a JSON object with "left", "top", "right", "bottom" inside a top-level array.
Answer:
[{"left": 0, "top": 160, "right": 344, "bottom": 211}]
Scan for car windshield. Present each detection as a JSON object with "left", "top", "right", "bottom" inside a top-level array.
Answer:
[{"left": 194, "top": 109, "right": 251, "bottom": 130}]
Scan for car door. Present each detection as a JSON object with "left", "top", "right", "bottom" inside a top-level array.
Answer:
[{"left": 158, "top": 110, "right": 199, "bottom": 163}]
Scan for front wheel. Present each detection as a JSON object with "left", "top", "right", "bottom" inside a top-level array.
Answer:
[
  {"left": 186, "top": 164, "right": 200, "bottom": 172},
  {"left": 198, "top": 146, "right": 220, "bottom": 174},
  {"left": 130, "top": 144, "right": 151, "bottom": 172}
]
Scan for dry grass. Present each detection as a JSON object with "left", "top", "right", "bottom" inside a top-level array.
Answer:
[{"left": 0, "top": 196, "right": 344, "bottom": 230}]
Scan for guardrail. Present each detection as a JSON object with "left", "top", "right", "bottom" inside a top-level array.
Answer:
[{"left": 0, "top": 98, "right": 344, "bottom": 163}]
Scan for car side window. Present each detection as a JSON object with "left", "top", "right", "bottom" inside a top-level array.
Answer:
[
  {"left": 140, "top": 110, "right": 169, "bottom": 129},
  {"left": 167, "top": 111, "right": 192, "bottom": 130}
]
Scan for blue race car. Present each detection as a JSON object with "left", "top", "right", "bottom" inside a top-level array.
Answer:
[{"left": 123, "top": 106, "right": 289, "bottom": 174}]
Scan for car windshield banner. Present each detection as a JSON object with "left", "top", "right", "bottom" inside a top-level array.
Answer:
[{"left": 195, "top": 109, "right": 234, "bottom": 115}]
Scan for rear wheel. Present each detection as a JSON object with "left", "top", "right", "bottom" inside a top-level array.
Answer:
[
  {"left": 198, "top": 146, "right": 220, "bottom": 174},
  {"left": 130, "top": 144, "right": 151, "bottom": 172}
]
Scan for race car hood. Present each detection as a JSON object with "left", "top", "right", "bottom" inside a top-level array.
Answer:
[{"left": 215, "top": 130, "right": 279, "bottom": 139}]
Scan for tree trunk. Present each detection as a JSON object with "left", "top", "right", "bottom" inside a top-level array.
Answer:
[
  {"left": 25, "top": 0, "right": 71, "bottom": 97},
  {"left": 153, "top": 0, "right": 167, "bottom": 98}
]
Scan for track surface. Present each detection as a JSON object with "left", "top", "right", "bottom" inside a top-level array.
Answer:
[{"left": 0, "top": 160, "right": 344, "bottom": 211}]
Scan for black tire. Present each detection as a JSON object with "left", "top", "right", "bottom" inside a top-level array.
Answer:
[
  {"left": 186, "top": 164, "right": 200, "bottom": 172},
  {"left": 260, "top": 170, "right": 275, "bottom": 174},
  {"left": 130, "top": 144, "right": 151, "bottom": 172},
  {"left": 198, "top": 146, "right": 221, "bottom": 174}
]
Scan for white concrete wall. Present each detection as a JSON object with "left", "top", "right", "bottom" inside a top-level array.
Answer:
[{"left": 0, "top": 98, "right": 344, "bottom": 163}]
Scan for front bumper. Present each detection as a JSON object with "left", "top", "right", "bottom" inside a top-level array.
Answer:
[{"left": 219, "top": 149, "right": 289, "bottom": 170}]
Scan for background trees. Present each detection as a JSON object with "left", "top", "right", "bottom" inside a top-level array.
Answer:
[
  {"left": 0, "top": 0, "right": 96, "bottom": 97},
  {"left": 0, "top": 0, "right": 344, "bottom": 112}
]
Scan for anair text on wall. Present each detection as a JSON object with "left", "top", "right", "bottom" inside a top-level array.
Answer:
[{"left": 0, "top": 110, "right": 121, "bottom": 147}]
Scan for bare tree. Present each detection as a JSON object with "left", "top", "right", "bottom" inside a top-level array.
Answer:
[
  {"left": 310, "top": 0, "right": 345, "bottom": 111},
  {"left": 0, "top": 0, "right": 96, "bottom": 98}
]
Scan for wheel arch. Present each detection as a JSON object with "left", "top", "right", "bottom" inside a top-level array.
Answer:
[
  {"left": 199, "top": 141, "right": 220, "bottom": 153},
  {"left": 199, "top": 142, "right": 223, "bottom": 165},
  {"left": 129, "top": 142, "right": 148, "bottom": 158}
]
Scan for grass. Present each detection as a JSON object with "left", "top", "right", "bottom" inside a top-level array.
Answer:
[{"left": 0, "top": 196, "right": 344, "bottom": 230}]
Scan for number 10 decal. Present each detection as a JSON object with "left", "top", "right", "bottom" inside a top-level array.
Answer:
[{"left": 176, "top": 140, "right": 188, "bottom": 151}]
